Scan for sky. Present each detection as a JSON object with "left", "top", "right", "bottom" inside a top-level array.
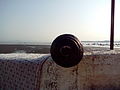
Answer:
[{"left": 0, "top": 0, "right": 120, "bottom": 43}]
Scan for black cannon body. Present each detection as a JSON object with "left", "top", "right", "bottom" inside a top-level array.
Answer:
[{"left": 50, "top": 34, "right": 83, "bottom": 67}]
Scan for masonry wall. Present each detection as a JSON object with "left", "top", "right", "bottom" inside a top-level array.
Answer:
[{"left": 0, "top": 52, "right": 120, "bottom": 90}]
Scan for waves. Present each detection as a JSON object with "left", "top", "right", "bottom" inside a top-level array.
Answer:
[{"left": 81, "top": 41, "right": 120, "bottom": 47}]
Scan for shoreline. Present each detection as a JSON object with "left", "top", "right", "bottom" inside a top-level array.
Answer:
[{"left": 0, "top": 44, "right": 120, "bottom": 54}]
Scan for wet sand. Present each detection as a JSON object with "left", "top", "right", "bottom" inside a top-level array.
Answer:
[
  {"left": 0, "top": 44, "right": 50, "bottom": 54},
  {"left": 0, "top": 44, "right": 120, "bottom": 54}
]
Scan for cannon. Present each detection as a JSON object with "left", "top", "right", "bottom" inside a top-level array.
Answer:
[{"left": 50, "top": 34, "right": 84, "bottom": 67}]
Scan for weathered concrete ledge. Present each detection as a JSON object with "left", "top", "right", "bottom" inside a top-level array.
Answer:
[{"left": 0, "top": 50, "right": 120, "bottom": 90}]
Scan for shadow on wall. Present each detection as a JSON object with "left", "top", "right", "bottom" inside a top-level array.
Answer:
[{"left": 83, "top": 85, "right": 120, "bottom": 90}]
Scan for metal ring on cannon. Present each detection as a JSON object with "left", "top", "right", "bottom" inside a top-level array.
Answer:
[{"left": 50, "top": 34, "right": 84, "bottom": 67}]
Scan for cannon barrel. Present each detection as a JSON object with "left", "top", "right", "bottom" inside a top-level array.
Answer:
[{"left": 50, "top": 34, "right": 84, "bottom": 67}]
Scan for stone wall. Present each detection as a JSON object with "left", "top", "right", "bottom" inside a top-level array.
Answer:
[
  {"left": 0, "top": 52, "right": 120, "bottom": 90},
  {"left": 40, "top": 53, "right": 120, "bottom": 90}
]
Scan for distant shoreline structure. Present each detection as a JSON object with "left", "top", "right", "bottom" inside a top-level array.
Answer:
[{"left": 0, "top": 41, "right": 51, "bottom": 45}]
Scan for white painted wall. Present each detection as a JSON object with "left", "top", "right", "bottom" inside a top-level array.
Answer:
[{"left": 0, "top": 52, "right": 120, "bottom": 90}]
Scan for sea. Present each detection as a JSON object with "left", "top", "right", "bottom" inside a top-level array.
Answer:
[
  {"left": 0, "top": 41, "right": 120, "bottom": 54},
  {"left": 81, "top": 41, "right": 120, "bottom": 48},
  {"left": 0, "top": 41, "right": 120, "bottom": 47}
]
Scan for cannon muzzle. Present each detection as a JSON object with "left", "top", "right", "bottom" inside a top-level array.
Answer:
[{"left": 50, "top": 34, "right": 83, "bottom": 67}]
